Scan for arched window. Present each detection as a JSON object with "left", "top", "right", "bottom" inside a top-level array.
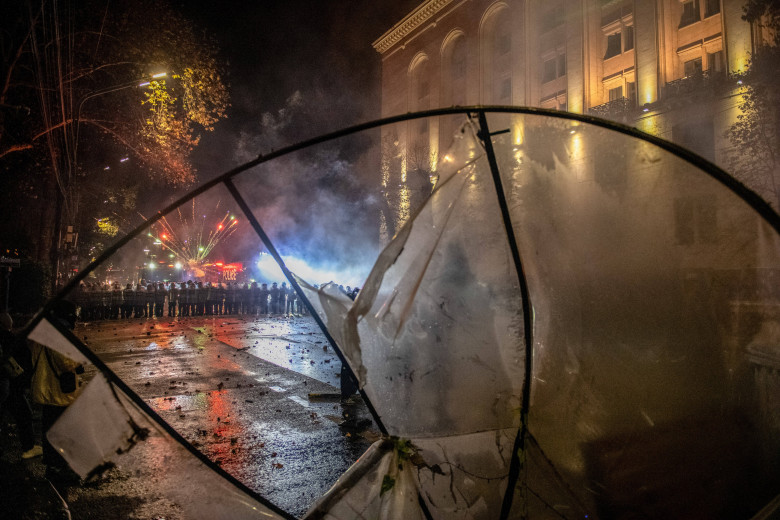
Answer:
[
  {"left": 441, "top": 31, "right": 468, "bottom": 141},
  {"left": 481, "top": 3, "right": 513, "bottom": 104},
  {"left": 409, "top": 54, "right": 431, "bottom": 150},
  {"left": 442, "top": 31, "right": 467, "bottom": 107}
]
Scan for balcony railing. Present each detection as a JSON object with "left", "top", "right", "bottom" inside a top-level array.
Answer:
[
  {"left": 588, "top": 96, "right": 636, "bottom": 119},
  {"left": 664, "top": 70, "right": 729, "bottom": 100}
]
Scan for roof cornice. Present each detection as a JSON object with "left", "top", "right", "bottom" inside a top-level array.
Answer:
[{"left": 372, "top": 0, "right": 455, "bottom": 54}]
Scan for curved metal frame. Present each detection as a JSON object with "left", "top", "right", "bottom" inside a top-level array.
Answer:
[
  {"left": 28, "top": 105, "right": 780, "bottom": 310},
  {"left": 23, "top": 106, "right": 780, "bottom": 517}
]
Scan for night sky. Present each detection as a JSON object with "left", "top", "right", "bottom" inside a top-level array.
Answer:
[
  {"left": 175, "top": 0, "right": 422, "bottom": 180},
  {"left": 158, "top": 1, "right": 424, "bottom": 281}
]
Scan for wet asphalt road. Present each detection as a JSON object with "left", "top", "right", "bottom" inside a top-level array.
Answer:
[{"left": 75, "top": 313, "right": 379, "bottom": 518}]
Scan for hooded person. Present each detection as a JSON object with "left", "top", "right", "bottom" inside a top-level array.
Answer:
[
  {"left": 0, "top": 312, "right": 41, "bottom": 460},
  {"left": 30, "top": 300, "right": 84, "bottom": 483}
]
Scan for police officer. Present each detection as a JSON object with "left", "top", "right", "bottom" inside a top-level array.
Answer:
[
  {"left": 259, "top": 283, "right": 269, "bottom": 315},
  {"left": 168, "top": 282, "right": 179, "bottom": 317}
]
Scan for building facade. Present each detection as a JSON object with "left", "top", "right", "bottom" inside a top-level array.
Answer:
[
  {"left": 372, "top": 0, "right": 768, "bottom": 235},
  {"left": 371, "top": 3, "right": 780, "bottom": 490}
]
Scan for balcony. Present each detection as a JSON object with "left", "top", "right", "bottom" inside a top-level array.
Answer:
[
  {"left": 664, "top": 70, "right": 729, "bottom": 100},
  {"left": 588, "top": 96, "right": 636, "bottom": 120}
]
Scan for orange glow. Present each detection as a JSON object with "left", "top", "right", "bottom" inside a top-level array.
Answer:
[
  {"left": 161, "top": 234, "right": 167, "bottom": 240},
  {"left": 216, "top": 262, "right": 223, "bottom": 267},
  {"left": 217, "top": 224, "right": 223, "bottom": 230}
]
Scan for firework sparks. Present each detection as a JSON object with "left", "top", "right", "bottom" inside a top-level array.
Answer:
[{"left": 144, "top": 200, "right": 239, "bottom": 273}]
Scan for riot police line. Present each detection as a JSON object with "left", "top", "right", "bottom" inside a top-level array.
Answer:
[{"left": 72, "top": 279, "right": 312, "bottom": 321}]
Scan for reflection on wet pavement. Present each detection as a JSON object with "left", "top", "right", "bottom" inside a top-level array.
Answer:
[{"left": 78, "top": 315, "right": 377, "bottom": 517}]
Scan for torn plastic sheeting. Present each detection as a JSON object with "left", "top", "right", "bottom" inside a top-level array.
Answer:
[
  {"left": 46, "top": 372, "right": 287, "bottom": 519},
  {"left": 294, "top": 121, "right": 488, "bottom": 395},
  {"left": 28, "top": 317, "right": 90, "bottom": 364},
  {"left": 304, "top": 438, "right": 425, "bottom": 520},
  {"left": 306, "top": 430, "right": 556, "bottom": 520},
  {"left": 46, "top": 372, "right": 161, "bottom": 478},
  {"left": 338, "top": 122, "right": 524, "bottom": 438}
]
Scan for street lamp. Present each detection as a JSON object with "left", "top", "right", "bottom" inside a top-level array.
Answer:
[
  {"left": 137, "top": 72, "right": 168, "bottom": 87},
  {"left": 73, "top": 72, "right": 167, "bottom": 169},
  {"left": 53, "top": 72, "right": 167, "bottom": 289}
]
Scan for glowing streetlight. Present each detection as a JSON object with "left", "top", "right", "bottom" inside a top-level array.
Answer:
[{"left": 138, "top": 72, "right": 167, "bottom": 86}]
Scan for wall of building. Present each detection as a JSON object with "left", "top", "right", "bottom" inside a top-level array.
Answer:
[{"left": 372, "top": 0, "right": 763, "bottom": 233}]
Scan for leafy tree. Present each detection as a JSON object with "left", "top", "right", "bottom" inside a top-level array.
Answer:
[
  {"left": 0, "top": 0, "right": 228, "bottom": 290},
  {"left": 725, "top": 0, "right": 780, "bottom": 208}
]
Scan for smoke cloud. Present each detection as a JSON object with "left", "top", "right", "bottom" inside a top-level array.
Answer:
[{"left": 225, "top": 91, "right": 384, "bottom": 287}]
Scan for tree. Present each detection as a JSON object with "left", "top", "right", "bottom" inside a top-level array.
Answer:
[
  {"left": 725, "top": 0, "right": 780, "bottom": 208},
  {"left": 0, "top": 0, "right": 228, "bottom": 291}
]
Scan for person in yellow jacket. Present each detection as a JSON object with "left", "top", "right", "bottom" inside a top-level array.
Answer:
[{"left": 30, "top": 301, "right": 83, "bottom": 483}]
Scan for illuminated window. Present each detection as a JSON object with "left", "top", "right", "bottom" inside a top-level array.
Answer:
[
  {"left": 684, "top": 57, "right": 702, "bottom": 77},
  {"left": 609, "top": 85, "right": 623, "bottom": 101},
  {"left": 679, "top": 0, "right": 700, "bottom": 28},
  {"left": 704, "top": 0, "right": 720, "bottom": 17},
  {"left": 605, "top": 32, "right": 622, "bottom": 59}
]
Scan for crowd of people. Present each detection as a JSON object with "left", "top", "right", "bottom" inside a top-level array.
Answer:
[{"left": 72, "top": 280, "right": 361, "bottom": 322}]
